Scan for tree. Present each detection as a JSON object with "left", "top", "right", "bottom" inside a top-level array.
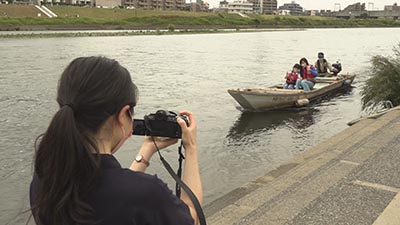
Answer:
[{"left": 361, "top": 43, "right": 400, "bottom": 112}]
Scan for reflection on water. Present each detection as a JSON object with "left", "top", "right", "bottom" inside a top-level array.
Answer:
[{"left": 227, "top": 108, "right": 318, "bottom": 142}]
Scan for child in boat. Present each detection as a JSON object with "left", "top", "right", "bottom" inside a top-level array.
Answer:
[{"left": 284, "top": 63, "right": 301, "bottom": 89}]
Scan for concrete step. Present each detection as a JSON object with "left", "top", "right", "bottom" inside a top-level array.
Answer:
[{"left": 206, "top": 109, "right": 400, "bottom": 225}]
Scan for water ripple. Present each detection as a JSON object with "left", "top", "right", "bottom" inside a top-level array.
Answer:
[{"left": 2, "top": 28, "right": 400, "bottom": 224}]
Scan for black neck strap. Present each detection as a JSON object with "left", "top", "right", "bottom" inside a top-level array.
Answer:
[
  {"left": 152, "top": 138, "right": 207, "bottom": 225},
  {"left": 176, "top": 141, "right": 185, "bottom": 197}
]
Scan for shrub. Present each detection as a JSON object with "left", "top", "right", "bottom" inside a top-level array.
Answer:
[
  {"left": 167, "top": 23, "right": 175, "bottom": 31},
  {"left": 361, "top": 43, "right": 400, "bottom": 112}
]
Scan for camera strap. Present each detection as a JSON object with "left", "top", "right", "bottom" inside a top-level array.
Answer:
[
  {"left": 152, "top": 138, "right": 207, "bottom": 225},
  {"left": 175, "top": 141, "right": 185, "bottom": 198}
]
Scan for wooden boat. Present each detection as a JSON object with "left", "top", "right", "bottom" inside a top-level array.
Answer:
[{"left": 228, "top": 74, "right": 356, "bottom": 111}]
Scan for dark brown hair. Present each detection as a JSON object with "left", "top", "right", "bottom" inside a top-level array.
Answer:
[
  {"left": 299, "top": 57, "right": 309, "bottom": 66},
  {"left": 32, "top": 56, "right": 138, "bottom": 225}
]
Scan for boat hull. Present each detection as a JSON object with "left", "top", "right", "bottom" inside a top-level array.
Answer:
[{"left": 228, "top": 75, "right": 355, "bottom": 111}]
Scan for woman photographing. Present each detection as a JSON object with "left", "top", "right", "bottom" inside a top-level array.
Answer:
[{"left": 30, "top": 56, "right": 202, "bottom": 225}]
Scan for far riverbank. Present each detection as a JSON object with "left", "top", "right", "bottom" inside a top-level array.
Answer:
[
  {"left": 0, "top": 27, "right": 305, "bottom": 38},
  {"left": 1, "top": 5, "right": 400, "bottom": 36}
]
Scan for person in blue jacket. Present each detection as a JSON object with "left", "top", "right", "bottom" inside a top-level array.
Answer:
[{"left": 29, "top": 56, "right": 202, "bottom": 225}]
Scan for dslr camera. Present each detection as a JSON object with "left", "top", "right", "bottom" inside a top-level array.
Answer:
[{"left": 132, "top": 110, "right": 189, "bottom": 138}]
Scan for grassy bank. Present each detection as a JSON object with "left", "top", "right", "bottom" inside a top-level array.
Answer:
[{"left": 1, "top": 5, "right": 400, "bottom": 31}]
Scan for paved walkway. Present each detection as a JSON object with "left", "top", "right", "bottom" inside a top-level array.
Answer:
[{"left": 205, "top": 107, "right": 400, "bottom": 225}]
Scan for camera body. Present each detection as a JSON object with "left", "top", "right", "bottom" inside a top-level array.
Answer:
[{"left": 132, "top": 110, "right": 189, "bottom": 138}]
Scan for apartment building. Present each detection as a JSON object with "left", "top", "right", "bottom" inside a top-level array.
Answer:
[
  {"left": 278, "top": 1, "right": 303, "bottom": 15},
  {"left": 124, "top": 0, "right": 184, "bottom": 10},
  {"left": 248, "top": 0, "right": 276, "bottom": 14},
  {"left": 219, "top": 0, "right": 276, "bottom": 14},
  {"left": 224, "top": 0, "right": 253, "bottom": 13}
]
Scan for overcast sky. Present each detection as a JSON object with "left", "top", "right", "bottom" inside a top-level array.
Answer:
[{"left": 207, "top": 0, "right": 399, "bottom": 10}]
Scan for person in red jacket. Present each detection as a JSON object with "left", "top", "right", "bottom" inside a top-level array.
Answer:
[
  {"left": 283, "top": 63, "right": 301, "bottom": 89},
  {"left": 295, "top": 57, "right": 318, "bottom": 92}
]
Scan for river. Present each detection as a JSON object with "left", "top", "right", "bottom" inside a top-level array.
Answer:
[{"left": 1, "top": 27, "right": 399, "bottom": 224}]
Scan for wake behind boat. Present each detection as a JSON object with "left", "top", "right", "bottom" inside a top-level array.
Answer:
[{"left": 228, "top": 74, "right": 356, "bottom": 112}]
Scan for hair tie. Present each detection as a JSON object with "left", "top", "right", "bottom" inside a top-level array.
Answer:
[{"left": 63, "top": 103, "right": 76, "bottom": 112}]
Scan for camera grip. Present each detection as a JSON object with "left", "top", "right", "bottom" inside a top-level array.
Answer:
[{"left": 178, "top": 115, "right": 190, "bottom": 127}]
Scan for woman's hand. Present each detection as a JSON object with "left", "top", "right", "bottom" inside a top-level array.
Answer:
[
  {"left": 142, "top": 136, "right": 178, "bottom": 154},
  {"left": 130, "top": 136, "right": 177, "bottom": 172},
  {"left": 177, "top": 111, "right": 202, "bottom": 223},
  {"left": 177, "top": 111, "right": 197, "bottom": 149}
]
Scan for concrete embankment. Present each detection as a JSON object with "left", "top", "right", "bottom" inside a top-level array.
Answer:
[{"left": 205, "top": 107, "right": 400, "bottom": 225}]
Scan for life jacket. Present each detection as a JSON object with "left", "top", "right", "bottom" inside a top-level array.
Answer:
[
  {"left": 286, "top": 72, "right": 298, "bottom": 84},
  {"left": 316, "top": 59, "right": 328, "bottom": 73},
  {"left": 300, "top": 66, "right": 316, "bottom": 81}
]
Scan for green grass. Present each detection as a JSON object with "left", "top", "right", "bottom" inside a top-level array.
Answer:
[
  {"left": 1, "top": 5, "right": 400, "bottom": 28},
  {"left": 49, "top": 6, "right": 212, "bottom": 19}
]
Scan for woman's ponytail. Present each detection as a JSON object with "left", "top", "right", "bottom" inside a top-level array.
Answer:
[
  {"left": 32, "top": 56, "right": 137, "bottom": 225},
  {"left": 33, "top": 105, "right": 98, "bottom": 225}
]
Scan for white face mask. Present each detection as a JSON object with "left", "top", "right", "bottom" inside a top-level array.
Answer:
[{"left": 111, "top": 109, "right": 133, "bottom": 154}]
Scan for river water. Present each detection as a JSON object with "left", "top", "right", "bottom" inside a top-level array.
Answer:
[{"left": 1, "top": 28, "right": 399, "bottom": 224}]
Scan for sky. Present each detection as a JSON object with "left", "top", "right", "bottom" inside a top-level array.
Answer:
[{"left": 207, "top": 0, "right": 399, "bottom": 10}]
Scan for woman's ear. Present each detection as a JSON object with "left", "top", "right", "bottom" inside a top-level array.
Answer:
[{"left": 117, "top": 105, "right": 131, "bottom": 125}]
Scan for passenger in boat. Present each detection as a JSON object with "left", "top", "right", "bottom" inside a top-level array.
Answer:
[
  {"left": 314, "top": 52, "right": 338, "bottom": 76},
  {"left": 296, "top": 57, "right": 318, "bottom": 92},
  {"left": 283, "top": 63, "right": 301, "bottom": 89},
  {"left": 29, "top": 56, "right": 202, "bottom": 225}
]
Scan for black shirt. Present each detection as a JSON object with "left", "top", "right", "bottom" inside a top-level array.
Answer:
[{"left": 30, "top": 154, "right": 194, "bottom": 225}]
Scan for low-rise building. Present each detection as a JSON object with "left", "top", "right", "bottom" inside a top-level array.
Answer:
[
  {"left": 343, "top": 2, "right": 365, "bottom": 12},
  {"left": 276, "top": 9, "right": 289, "bottom": 15},
  {"left": 334, "top": 2, "right": 400, "bottom": 19},
  {"left": 94, "top": 0, "right": 120, "bottom": 7},
  {"left": 385, "top": 3, "right": 400, "bottom": 11},
  {"left": 186, "top": 0, "right": 208, "bottom": 12}
]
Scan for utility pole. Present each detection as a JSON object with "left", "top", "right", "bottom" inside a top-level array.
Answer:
[
  {"left": 334, "top": 3, "right": 341, "bottom": 11},
  {"left": 368, "top": 2, "right": 374, "bottom": 11}
]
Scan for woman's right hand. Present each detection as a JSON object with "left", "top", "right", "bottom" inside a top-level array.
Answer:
[{"left": 177, "top": 111, "right": 197, "bottom": 150}]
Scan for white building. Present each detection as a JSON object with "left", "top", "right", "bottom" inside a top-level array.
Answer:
[
  {"left": 226, "top": 0, "right": 253, "bottom": 14},
  {"left": 276, "top": 9, "right": 290, "bottom": 15}
]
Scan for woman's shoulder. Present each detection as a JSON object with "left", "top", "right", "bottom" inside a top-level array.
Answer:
[
  {"left": 118, "top": 170, "right": 192, "bottom": 216},
  {"left": 107, "top": 169, "right": 176, "bottom": 200},
  {"left": 104, "top": 168, "right": 165, "bottom": 189},
  {"left": 90, "top": 169, "right": 193, "bottom": 224}
]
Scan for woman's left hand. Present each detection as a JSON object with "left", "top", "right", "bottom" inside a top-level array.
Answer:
[
  {"left": 130, "top": 137, "right": 178, "bottom": 172},
  {"left": 143, "top": 136, "right": 178, "bottom": 153}
]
